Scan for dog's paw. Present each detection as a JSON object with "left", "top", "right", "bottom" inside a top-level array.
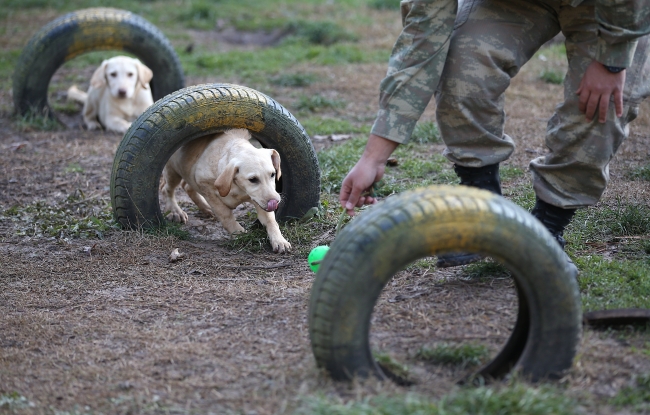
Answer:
[
  {"left": 86, "top": 121, "right": 101, "bottom": 131},
  {"left": 270, "top": 237, "right": 292, "bottom": 254},
  {"left": 166, "top": 209, "right": 188, "bottom": 223}
]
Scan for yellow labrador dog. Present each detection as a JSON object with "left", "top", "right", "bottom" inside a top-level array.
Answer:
[
  {"left": 67, "top": 56, "right": 154, "bottom": 134},
  {"left": 161, "top": 128, "right": 291, "bottom": 253}
]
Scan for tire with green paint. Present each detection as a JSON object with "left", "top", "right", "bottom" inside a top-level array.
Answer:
[
  {"left": 308, "top": 185, "right": 581, "bottom": 382},
  {"left": 12, "top": 7, "right": 184, "bottom": 117},
  {"left": 110, "top": 83, "right": 320, "bottom": 228}
]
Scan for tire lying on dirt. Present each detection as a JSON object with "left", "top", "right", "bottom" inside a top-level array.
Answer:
[
  {"left": 308, "top": 185, "right": 582, "bottom": 383},
  {"left": 110, "top": 83, "right": 320, "bottom": 228},
  {"left": 12, "top": 7, "right": 184, "bottom": 117}
]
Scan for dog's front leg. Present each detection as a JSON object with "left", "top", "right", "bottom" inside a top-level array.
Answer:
[
  {"left": 161, "top": 167, "right": 188, "bottom": 223},
  {"left": 254, "top": 206, "right": 291, "bottom": 253},
  {"left": 202, "top": 193, "right": 245, "bottom": 235},
  {"left": 83, "top": 99, "right": 102, "bottom": 131}
]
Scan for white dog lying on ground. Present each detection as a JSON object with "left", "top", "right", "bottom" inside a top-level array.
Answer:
[
  {"left": 161, "top": 128, "right": 291, "bottom": 253},
  {"left": 67, "top": 56, "right": 154, "bottom": 134}
]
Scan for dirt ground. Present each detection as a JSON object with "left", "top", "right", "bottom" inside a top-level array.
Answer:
[{"left": 2, "top": 21, "right": 650, "bottom": 415}]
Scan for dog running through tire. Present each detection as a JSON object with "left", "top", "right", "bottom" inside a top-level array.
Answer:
[
  {"left": 110, "top": 83, "right": 320, "bottom": 230},
  {"left": 12, "top": 8, "right": 184, "bottom": 119},
  {"left": 308, "top": 185, "right": 581, "bottom": 383}
]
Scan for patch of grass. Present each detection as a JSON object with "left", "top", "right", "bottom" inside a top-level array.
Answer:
[
  {"left": 374, "top": 352, "right": 410, "bottom": 380},
  {"left": 0, "top": 392, "right": 31, "bottom": 411},
  {"left": 223, "top": 221, "right": 269, "bottom": 253},
  {"left": 567, "top": 201, "right": 650, "bottom": 256},
  {"left": 295, "top": 381, "right": 577, "bottom": 415},
  {"left": 269, "top": 72, "right": 317, "bottom": 87},
  {"left": 183, "top": 41, "right": 388, "bottom": 81},
  {"left": 500, "top": 165, "right": 525, "bottom": 181},
  {"left": 539, "top": 69, "right": 564, "bottom": 84},
  {"left": 224, "top": 198, "right": 338, "bottom": 257},
  {"left": 577, "top": 256, "right": 650, "bottom": 311},
  {"left": 64, "top": 163, "right": 84, "bottom": 174},
  {"left": 405, "top": 257, "right": 437, "bottom": 271},
  {"left": 51, "top": 100, "right": 82, "bottom": 115},
  {"left": 147, "top": 222, "right": 191, "bottom": 241},
  {"left": 13, "top": 110, "right": 63, "bottom": 132},
  {"left": 288, "top": 20, "right": 358, "bottom": 45},
  {"left": 301, "top": 117, "right": 369, "bottom": 136},
  {"left": 0, "top": 49, "right": 21, "bottom": 91},
  {"left": 368, "top": 0, "right": 400, "bottom": 10},
  {"left": 612, "top": 204, "right": 650, "bottom": 235},
  {"left": 627, "top": 164, "right": 650, "bottom": 181},
  {"left": 507, "top": 185, "right": 537, "bottom": 211},
  {"left": 317, "top": 134, "right": 458, "bottom": 196},
  {"left": 438, "top": 382, "right": 577, "bottom": 415},
  {"left": 462, "top": 260, "right": 511, "bottom": 280},
  {"left": 410, "top": 120, "right": 441, "bottom": 144},
  {"left": 178, "top": 0, "right": 221, "bottom": 30},
  {"left": 1, "top": 192, "right": 116, "bottom": 239},
  {"left": 296, "top": 94, "right": 345, "bottom": 112},
  {"left": 611, "top": 373, "right": 650, "bottom": 412},
  {"left": 416, "top": 343, "right": 490, "bottom": 368},
  {"left": 1, "top": 0, "right": 68, "bottom": 7},
  {"left": 318, "top": 136, "right": 367, "bottom": 193},
  {"left": 376, "top": 145, "right": 455, "bottom": 196}
]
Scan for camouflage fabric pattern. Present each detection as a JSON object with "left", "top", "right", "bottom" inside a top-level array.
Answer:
[
  {"left": 435, "top": 0, "right": 650, "bottom": 208},
  {"left": 593, "top": 0, "right": 650, "bottom": 67},
  {"left": 370, "top": 0, "right": 457, "bottom": 143}
]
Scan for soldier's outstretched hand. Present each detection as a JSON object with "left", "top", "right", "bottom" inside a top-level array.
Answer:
[{"left": 339, "top": 134, "right": 399, "bottom": 216}]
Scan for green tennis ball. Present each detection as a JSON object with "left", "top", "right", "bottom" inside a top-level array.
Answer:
[{"left": 308, "top": 245, "right": 330, "bottom": 272}]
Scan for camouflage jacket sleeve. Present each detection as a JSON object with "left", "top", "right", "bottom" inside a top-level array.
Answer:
[
  {"left": 370, "top": 0, "right": 457, "bottom": 144},
  {"left": 594, "top": 0, "right": 650, "bottom": 68}
]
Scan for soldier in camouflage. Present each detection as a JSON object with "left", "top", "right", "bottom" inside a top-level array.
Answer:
[{"left": 340, "top": 0, "right": 650, "bottom": 269}]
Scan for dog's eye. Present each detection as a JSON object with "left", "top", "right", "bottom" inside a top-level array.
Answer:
[
  {"left": 270, "top": 172, "right": 275, "bottom": 178},
  {"left": 127, "top": 72, "right": 134, "bottom": 77},
  {"left": 109, "top": 72, "right": 117, "bottom": 77},
  {"left": 249, "top": 177, "right": 259, "bottom": 184}
]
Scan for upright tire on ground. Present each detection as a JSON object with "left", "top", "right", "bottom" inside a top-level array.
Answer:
[
  {"left": 110, "top": 83, "right": 321, "bottom": 228},
  {"left": 309, "top": 185, "right": 581, "bottom": 383},
  {"left": 12, "top": 7, "right": 184, "bottom": 117}
]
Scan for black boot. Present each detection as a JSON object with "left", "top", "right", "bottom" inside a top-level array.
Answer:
[
  {"left": 453, "top": 163, "right": 502, "bottom": 196},
  {"left": 437, "top": 163, "right": 502, "bottom": 268},
  {"left": 531, "top": 198, "right": 578, "bottom": 278},
  {"left": 530, "top": 198, "right": 576, "bottom": 249}
]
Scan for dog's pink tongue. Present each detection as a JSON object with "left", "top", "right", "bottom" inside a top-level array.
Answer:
[{"left": 267, "top": 200, "right": 279, "bottom": 211}]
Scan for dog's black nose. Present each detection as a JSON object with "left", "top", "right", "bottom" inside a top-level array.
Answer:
[{"left": 118, "top": 89, "right": 127, "bottom": 98}]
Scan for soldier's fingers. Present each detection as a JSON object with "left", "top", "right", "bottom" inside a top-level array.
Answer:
[
  {"left": 346, "top": 185, "right": 364, "bottom": 212},
  {"left": 585, "top": 94, "right": 600, "bottom": 121},
  {"left": 614, "top": 89, "right": 624, "bottom": 118},
  {"left": 577, "top": 89, "right": 589, "bottom": 114},
  {"left": 339, "top": 180, "right": 352, "bottom": 207},
  {"left": 358, "top": 196, "right": 377, "bottom": 207},
  {"left": 598, "top": 93, "right": 610, "bottom": 123}
]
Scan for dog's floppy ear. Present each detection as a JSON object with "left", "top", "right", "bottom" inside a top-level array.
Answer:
[
  {"left": 90, "top": 60, "right": 108, "bottom": 89},
  {"left": 135, "top": 59, "right": 153, "bottom": 90},
  {"left": 270, "top": 149, "right": 281, "bottom": 181},
  {"left": 214, "top": 162, "right": 238, "bottom": 197}
]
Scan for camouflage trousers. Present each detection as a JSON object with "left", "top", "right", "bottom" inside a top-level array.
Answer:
[{"left": 435, "top": 0, "right": 650, "bottom": 208}]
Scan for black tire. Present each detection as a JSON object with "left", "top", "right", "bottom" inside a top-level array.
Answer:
[
  {"left": 12, "top": 7, "right": 184, "bottom": 117},
  {"left": 110, "top": 83, "right": 320, "bottom": 228},
  {"left": 308, "top": 185, "right": 581, "bottom": 382}
]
